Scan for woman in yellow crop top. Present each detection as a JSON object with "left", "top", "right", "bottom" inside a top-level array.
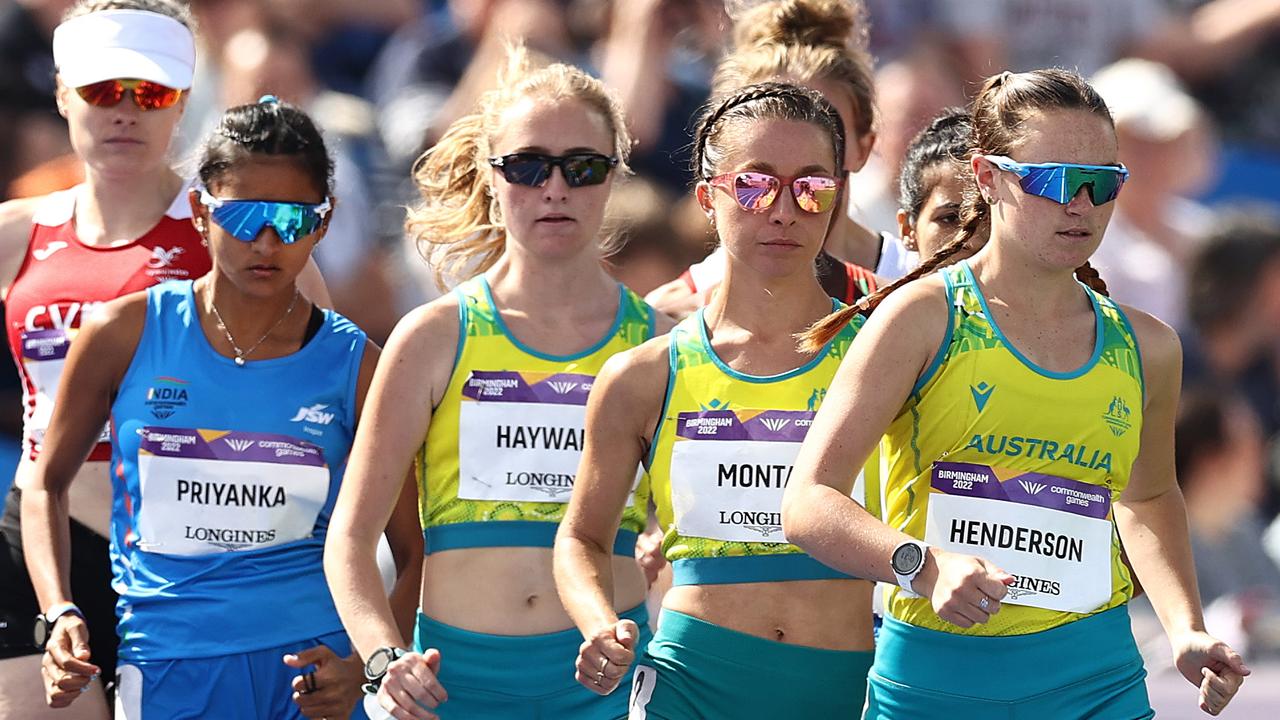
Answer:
[
  {"left": 322, "top": 48, "right": 671, "bottom": 720},
  {"left": 554, "top": 82, "right": 1000, "bottom": 720},
  {"left": 785, "top": 69, "right": 1249, "bottom": 718}
]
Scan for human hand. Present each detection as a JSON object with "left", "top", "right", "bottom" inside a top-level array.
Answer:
[
  {"left": 575, "top": 619, "right": 639, "bottom": 695},
  {"left": 377, "top": 649, "right": 447, "bottom": 720},
  {"left": 1171, "top": 630, "right": 1249, "bottom": 716},
  {"left": 283, "top": 644, "right": 364, "bottom": 719},
  {"left": 914, "top": 548, "right": 1014, "bottom": 628},
  {"left": 635, "top": 526, "right": 667, "bottom": 587},
  {"left": 41, "top": 614, "right": 99, "bottom": 708}
]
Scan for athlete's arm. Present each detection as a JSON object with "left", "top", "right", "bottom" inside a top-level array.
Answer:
[
  {"left": 19, "top": 291, "right": 146, "bottom": 707},
  {"left": 0, "top": 196, "right": 42, "bottom": 296},
  {"left": 1114, "top": 309, "right": 1249, "bottom": 715},
  {"left": 554, "top": 337, "right": 668, "bottom": 695},
  {"left": 290, "top": 342, "right": 398, "bottom": 720},
  {"left": 644, "top": 277, "right": 701, "bottom": 321},
  {"left": 324, "top": 299, "right": 457, "bottom": 719},
  {"left": 784, "top": 280, "right": 1013, "bottom": 628}
]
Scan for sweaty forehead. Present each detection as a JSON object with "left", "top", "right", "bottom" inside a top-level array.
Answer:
[{"left": 491, "top": 96, "right": 614, "bottom": 156}]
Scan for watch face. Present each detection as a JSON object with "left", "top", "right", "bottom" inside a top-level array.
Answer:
[
  {"left": 892, "top": 543, "right": 923, "bottom": 575},
  {"left": 365, "top": 647, "right": 404, "bottom": 679},
  {"left": 33, "top": 616, "right": 49, "bottom": 648},
  {"left": 365, "top": 649, "right": 393, "bottom": 678}
]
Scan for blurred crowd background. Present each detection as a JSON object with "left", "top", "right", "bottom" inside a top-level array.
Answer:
[{"left": 4, "top": 0, "right": 1280, "bottom": 705}]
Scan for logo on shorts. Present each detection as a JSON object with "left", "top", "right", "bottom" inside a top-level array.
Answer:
[
  {"left": 1102, "top": 396, "right": 1132, "bottom": 437},
  {"left": 145, "top": 376, "right": 190, "bottom": 419}
]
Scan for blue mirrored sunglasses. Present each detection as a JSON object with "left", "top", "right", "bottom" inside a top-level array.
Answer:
[
  {"left": 984, "top": 155, "right": 1129, "bottom": 206},
  {"left": 199, "top": 190, "right": 331, "bottom": 244}
]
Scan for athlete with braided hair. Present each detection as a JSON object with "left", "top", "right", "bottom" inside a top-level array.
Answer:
[
  {"left": 555, "top": 81, "right": 1001, "bottom": 720},
  {"left": 786, "top": 69, "right": 1249, "bottom": 718}
]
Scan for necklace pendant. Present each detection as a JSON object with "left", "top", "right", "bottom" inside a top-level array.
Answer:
[{"left": 234, "top": 356, "right": 246, "bottom": 367}]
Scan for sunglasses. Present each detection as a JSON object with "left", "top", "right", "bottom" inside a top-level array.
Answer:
[
  {"left": 488, "top": 153, "right": 617, "bottom": 188},
  {"left": 75, "top": 78, "right": 184, "bottom": 111},
  {"left": 708, "top": 172, "right": 842, "bottom": 214},
  {"left": 983, "top": 155, "right": 1129, "bottom": 207},
  {"left": 199, "top": 190, "right": 331, "bottom": 244}
]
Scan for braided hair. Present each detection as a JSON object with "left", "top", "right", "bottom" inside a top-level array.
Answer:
[
  {"left": 802, "top": 69, "right": 1114, "bottom": 352},
  {"left": 693, "top": 81, "right": 846, "bottom": 183}
]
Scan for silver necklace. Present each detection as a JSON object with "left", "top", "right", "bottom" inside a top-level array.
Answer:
[{"left": 206, "top": 287, "right": 300, "bottom": 366}]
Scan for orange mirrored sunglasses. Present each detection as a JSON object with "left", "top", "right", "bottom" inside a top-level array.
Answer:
[{"left": 75, "top": 78, "right": 184, "bottom": 111}]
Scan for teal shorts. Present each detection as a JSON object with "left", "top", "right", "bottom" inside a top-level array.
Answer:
[
  {"left": 628, "top": 609, "right": 873, "bottom": 720},
  {"left": 414, "top": 603, "right": 651, "bottom": 720},
  {"left": 114, "top": 631, "right": 367, "bottom": 719},
  {"left": 866, "top": 604, "right": 1153, "bottom": 719}
]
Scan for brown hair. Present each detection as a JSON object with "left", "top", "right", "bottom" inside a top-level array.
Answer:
[
  {"left": 405, "top": 46, "right": 633, "bottom": 289},
  {"left": 716, "top": 0, "right": 875, "bottom": 141},
  {"left": 804, "top": 68, "right": 1114, "bottom": 351},
  {"left": 693, "top": 81, "right": 846, "bottom": 183}
]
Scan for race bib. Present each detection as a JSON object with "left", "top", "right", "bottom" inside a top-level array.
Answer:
[
  {"left": 20, "top": 329, "right": 110, "bottom": 445},
  {"left": 458, "top": 370, "right": 635, "bottom": 505},
  {"left": 135, "top": 427, "right": 330, "bottom": 556},
  {"left": 924, "top": 461, "right": 1114, "bottom": 613},
  {"left": 669, "top": 409, "right": 816, "bottom": 544}
]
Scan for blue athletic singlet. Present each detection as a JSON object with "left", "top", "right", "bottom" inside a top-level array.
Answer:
[{"left": 109, "top": 281, "right": 367, "bottom": 661}]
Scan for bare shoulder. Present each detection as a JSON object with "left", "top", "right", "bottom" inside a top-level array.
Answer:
[
  {"left": 863, "top": 273, "right": 950, "bottom": 340},
  {"left": 644, "top": 277, "right": 700, "bottom": 321},
  {"left": 76, "top": 290, "right": 150, "bottom": 381},
  {"left": 597, "top": 335, "right": 670, "bottom": 403},
  {"left": 1117, "top": 303, "right": 1181, "bottom": 381},
  {"left": 0, "top": 195, "right": 44, "bottom": 290},
  {"left": 386, "top": 292, "right": 462, "bottom": 358}
]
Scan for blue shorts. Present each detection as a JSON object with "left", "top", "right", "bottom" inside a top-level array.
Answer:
[
  {"left": 113, "top": 631, "right": 367, "bottom": 719},
  {"left": 629, "top": 609, "right": 873, "bottom": 720},
  {"left": 414, "top": 603, "right": 651, "bottom": 720},
  {"left": 866, "top": 604, "right": 1153, "bottom": 719}
]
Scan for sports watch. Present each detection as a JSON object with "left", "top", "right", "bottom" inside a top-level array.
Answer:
[
  {"left": 33, "top": 602, "right": 84, "bottom": 650},
  {"left": 890, "top": 540, "right": 932, "bottom": 595},
  {"left": 362, "top": 646, "right": 406, "bottom": 695}
]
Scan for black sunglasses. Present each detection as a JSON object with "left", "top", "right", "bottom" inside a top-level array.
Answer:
[{"left": 488, "top": 152, "right": 618, "bottom": 188}]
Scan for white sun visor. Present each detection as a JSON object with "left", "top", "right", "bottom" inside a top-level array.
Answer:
[{"left": 53, "top": 9, "right": 196, "bottom": 90}]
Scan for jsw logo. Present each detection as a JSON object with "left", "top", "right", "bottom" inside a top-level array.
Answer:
[
  {"left": 290, "top": 403, "right": 336, "bottom": 425},
  {"left": 24, "top": 301, "right": 105, "bottom": 330},
  {"left": 760, "top": 418, "right": 791, "bottom": 432},
  {"left": 224, "top": 438, "right": 255, "bottom": 453},
  {"left": 547, "top": 381, "right": 579, "bottom": 395},
  {"left": 1018, "top": 480, "right": 1047, "bottom": 495}
]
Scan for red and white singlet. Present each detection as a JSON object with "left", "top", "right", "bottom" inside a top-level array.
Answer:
[{"left": 4, "top": 184, "right": 211, "bottom": 461}]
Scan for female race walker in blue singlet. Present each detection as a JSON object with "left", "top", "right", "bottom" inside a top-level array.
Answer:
[{"left": 21, "top": 98, "right": 421, "bottom": 719}]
